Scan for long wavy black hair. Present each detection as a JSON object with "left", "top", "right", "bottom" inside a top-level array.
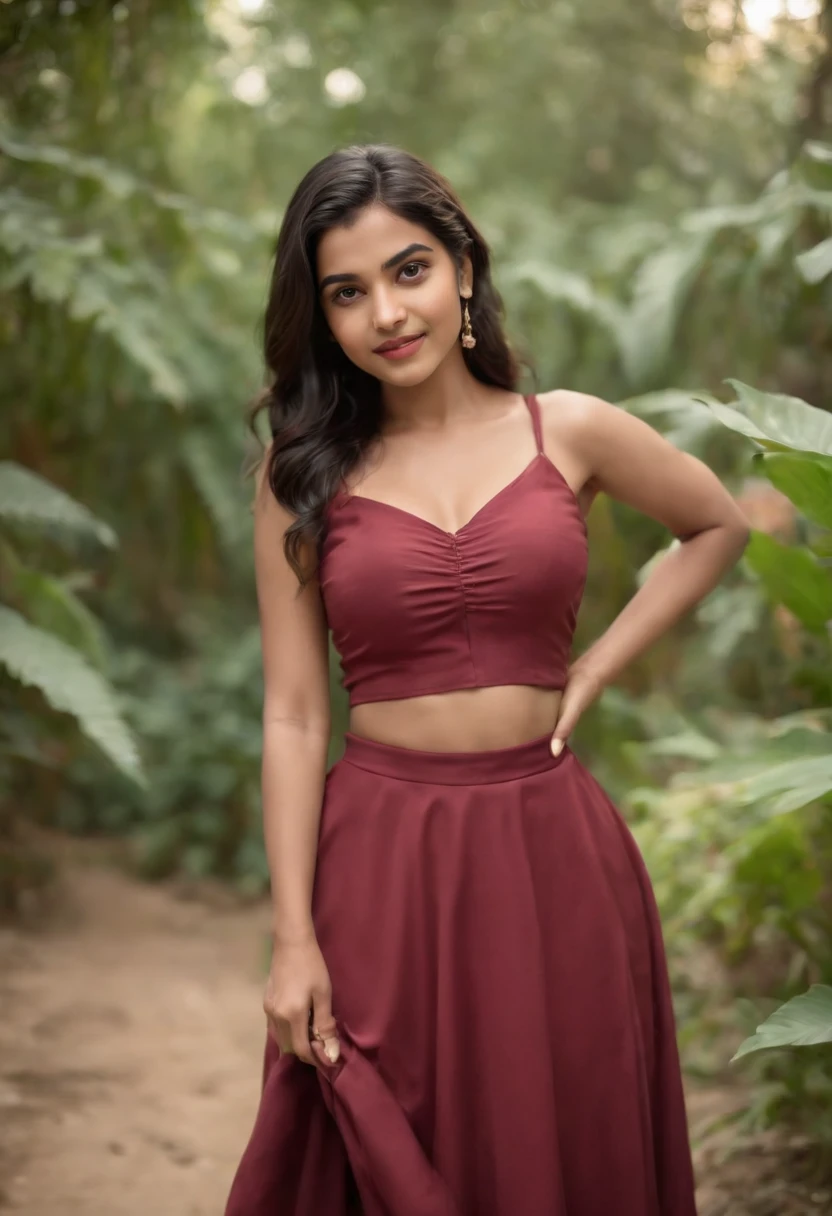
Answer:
[{"left": 250, "top": 143, "right": 524, "bottom": 584}]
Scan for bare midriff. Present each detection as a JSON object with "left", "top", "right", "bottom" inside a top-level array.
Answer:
[{"left": 347, "top": 684, "right": 565, "bottom": 753}]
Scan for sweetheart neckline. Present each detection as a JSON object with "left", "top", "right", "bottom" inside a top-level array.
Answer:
[{"left": 331, "top": 453, "right": 587, "bottom": 539}]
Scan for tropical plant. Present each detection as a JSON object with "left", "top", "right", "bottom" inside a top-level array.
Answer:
[
  {"left": 627, "top": 380, "right": 832, "bottom": 1138},
  {"left": 704, "top": 385, "right": 832, "bottom": 1070},
  {"left": 733, "top": 985, "right": 832, "bottom": 1059},
  {"left": 0, "top": 461, "right": 142, "bottom": 910}
]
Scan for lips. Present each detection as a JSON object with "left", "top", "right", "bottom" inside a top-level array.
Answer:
[{"left": 373, "top": 333, "right": 425, "bottom": 354}]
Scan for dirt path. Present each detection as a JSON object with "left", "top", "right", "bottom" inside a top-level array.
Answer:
[
  {"left": 0, "top": 844, "right": 270, "bottom": 1215},
  {"left": 0, "top": 843, "right": 828, "bottom": 1215}
]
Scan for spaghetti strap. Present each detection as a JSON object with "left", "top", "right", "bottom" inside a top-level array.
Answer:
[{"left": 524, "top": 393, "right": 544, "bottom": 455}]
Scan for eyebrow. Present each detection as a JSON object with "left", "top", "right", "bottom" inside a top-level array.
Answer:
[{"left": 318, "top": 243, "right": 434, "bottom": 292}]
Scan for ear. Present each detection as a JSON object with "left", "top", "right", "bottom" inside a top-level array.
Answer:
[{"left": 457, "top": 252, "right": 474, "bottom": 298}]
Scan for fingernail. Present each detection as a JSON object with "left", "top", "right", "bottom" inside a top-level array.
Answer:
[
  {"left": 550, "top": 738, "right": 564, "bottom": 756},
  {"left": 324, "top": 1040, "right": 340, "bottom": 1064}
]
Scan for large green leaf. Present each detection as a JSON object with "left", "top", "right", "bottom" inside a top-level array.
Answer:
[
  {"left": 616, "top": 232, "right": 712, "bottom": 385},
  {"left": 676, "top": 751, "right": 832, "bottom": 817},
  {"left": 795, "top": 236, "right": 832, "bottom": 285},
  {"left": 697, "top": 381, "right": 832, "bottom": 456},
  {"left": 0, "top": 605, "right": 143, "bottom": 784},
  {"left": 0, "top": 462, "right": 117, "bottom": 548},
  {"left": 745, "top": 531, "right": 832, "bottom": 634},
  {"left": 740, "top": 753, "right": 832, "bottom": 816},
  {"left": 732, "top": 985, "right": 832, "bottom": 1060},
  {"left": 754, "top": 451, "right": 832, "bottom": 530}
]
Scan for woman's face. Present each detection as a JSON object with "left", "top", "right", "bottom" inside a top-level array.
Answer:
[{"left": 316, "top": 204, "right": 472, "bottom": 386}]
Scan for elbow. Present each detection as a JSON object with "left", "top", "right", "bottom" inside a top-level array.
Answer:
[
  {"left": 677, "top": 516, "right": 750, "bottom": 562},
  {"left": 728, "top": 507, "right": 752, "bottom": 556},
  {"left": 263, "top": 711, "right": 332, "bottom": 742},
  {"left": 261, "top": 716, "right": 332, "bottom": 771},
  {"left": 721, "top": 517, "right": 751, "bottom": 569},
  {"left": 262, "top": 695, "right": 331, "bottom": 743}
]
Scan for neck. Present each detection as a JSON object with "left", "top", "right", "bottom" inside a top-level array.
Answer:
[{"left": 379, "top": 348, "right": 494, "bottom": 432}]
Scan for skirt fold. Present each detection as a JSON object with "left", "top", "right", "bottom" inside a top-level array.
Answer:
[{"left": 225, "top": 732, "right": 697, "bottom": 1216}]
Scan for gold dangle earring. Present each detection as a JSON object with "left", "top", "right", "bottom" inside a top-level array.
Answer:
[{"left": 460, "top": 297, "right": 477, "bottom": 349}]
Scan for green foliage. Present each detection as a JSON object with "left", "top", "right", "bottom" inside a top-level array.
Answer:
[
  {"left": 0, "top": 604, "right": 142, "bottom": 784},
  {"left": 755, "top": 451, "right": 832, "bottom": 530},
  {"left": 0, "top": 460, "right": 143, "bottom": 911},
  {"left": 631, "top": 710, "right": 830, "bottom": 952},
  {"left": 630, "top": 377, "right": 832, "bottom": 1139},
  {"left": 0, "top": 462, "right": 142, "bottom": 784},
  {"left": 0, "top": 141, "right": 263, "bottom": 410},
  {"left": 733, "top": 986, "right": 832, "bottom": 1060},
  {"left": 698, "top": 379, "right": 832, "bottom": 455},
  {"left": 745, "top": 532, "right": 832, "bottom": 636},
  {"left": 0, "top": 461, "right": 116, "bottom": 549},
  {"left": 508, "top": 139, "right": 832, "bottom": 398},
  {"left": 705, "top": 381, "right": 832, "bottom": 1090},
  {"left": 72, "top": 632, "right": 269, "bottom": 893}
]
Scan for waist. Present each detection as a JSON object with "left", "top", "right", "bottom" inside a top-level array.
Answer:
[
  {"left": 346, "top": 685, "right": 564, "bottom": 755},
  {"left": 339, "top": 726, "right": 572, "bottom": 785}
]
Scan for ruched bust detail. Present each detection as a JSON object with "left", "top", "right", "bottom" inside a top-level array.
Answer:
[{"left": 319, "top": 395, "right": 588, "bottom": 708}]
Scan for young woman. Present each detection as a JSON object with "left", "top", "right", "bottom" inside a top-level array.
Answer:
[{"left": 225, "top": 144, "right": 749, "bottom": 1216}]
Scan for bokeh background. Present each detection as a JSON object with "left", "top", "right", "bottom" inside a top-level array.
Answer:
[{"left": 1, "top": 1, "right": 831, "bottom": 1213}]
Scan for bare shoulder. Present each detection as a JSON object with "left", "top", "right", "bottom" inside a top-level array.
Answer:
[
  {"left": 536, "top": 386, "right": 673, "bottom": 468},
  {"left": 252, "top": 440, "right": 299, "bottom": 531},
  {"left": 535, "top": 388, "right": 749, "bottom": 537},
  {"left": 534, "top": 388, "right": 613, "bottom": 499},
  {"left": 536, "top": 388, "right": 618, "bottom": 450},
  {"left": 252, "top": 440, "right": 314, "bottom": 581},
  {"left": 252, "top": 439, "right": 331, "bottom": 727}
]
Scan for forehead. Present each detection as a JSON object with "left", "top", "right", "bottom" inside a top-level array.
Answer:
[{"left": 315, "top": 204, "right": 439, "bottom": 276}]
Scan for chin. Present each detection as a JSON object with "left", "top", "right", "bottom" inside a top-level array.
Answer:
[
  {"left": 375, "top": 362, "right": 437, "bottom": 388},
  {"left": 376, "top": 345, "right": 457, "bottom": 388}
]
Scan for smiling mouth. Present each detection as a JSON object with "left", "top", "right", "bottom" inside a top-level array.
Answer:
[{"left": 373, "top": 333, "right": 426, "bottom": 354}]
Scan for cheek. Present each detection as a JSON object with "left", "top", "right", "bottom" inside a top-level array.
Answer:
[
  {"left": 418, "top": 277, "right": 459, "bottom": 330},
  {"left": 327, "top": 306, "right": 365, "bottom": 351}
]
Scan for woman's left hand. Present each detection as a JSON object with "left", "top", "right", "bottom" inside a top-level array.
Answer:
[{"left": 549, "top": 665, "right": 605, "bottom": 756}]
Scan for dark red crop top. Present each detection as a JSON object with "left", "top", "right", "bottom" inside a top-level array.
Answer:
[{"left": 320, "top": 393, "right": 588, "bottom": 707}]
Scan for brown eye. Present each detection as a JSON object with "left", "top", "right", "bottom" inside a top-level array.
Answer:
[
  {"left": 333, "top": 286, "right": 360, "bottom": 304},
  {"left": 400, "top": 261, "right": 427, "bottom": 280}
]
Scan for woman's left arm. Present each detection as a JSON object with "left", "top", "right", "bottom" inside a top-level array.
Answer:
[{"left": 543, "top": 390, "right": 751, "bottom": 747}]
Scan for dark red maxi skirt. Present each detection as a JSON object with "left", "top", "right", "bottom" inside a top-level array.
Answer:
[{"left": 225, "top": 731, "right": 698, "bottom": 1216}]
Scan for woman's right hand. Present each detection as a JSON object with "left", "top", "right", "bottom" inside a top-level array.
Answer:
[{"left": 263, "top": 932, "right": 340, "bottom": 1067}]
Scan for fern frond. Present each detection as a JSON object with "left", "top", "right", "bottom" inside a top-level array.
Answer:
[
  {"left": 0, "top": 134, "right": 265, "bottom": 241},
  {"left": 0, "top": 463, "right": 117, "bottom": 549},
  {"left": 0, "top": 604, "right": 143, "bottom": 784},
  {"left": 9, "top": 564, "right": 110, "bottom": 669}
]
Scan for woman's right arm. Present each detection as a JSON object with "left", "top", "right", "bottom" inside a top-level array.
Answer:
[{"left": 252, "top": 452, "right": 339, "bottom": 1066}]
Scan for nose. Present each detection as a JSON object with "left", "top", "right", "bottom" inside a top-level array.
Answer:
[{"left": 372, "top": 285, "right": 407, "bottom": 331}]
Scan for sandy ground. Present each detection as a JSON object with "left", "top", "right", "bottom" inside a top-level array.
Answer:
[{"left": 0, "top": 841, "right": 829, "bottom": 1216}]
